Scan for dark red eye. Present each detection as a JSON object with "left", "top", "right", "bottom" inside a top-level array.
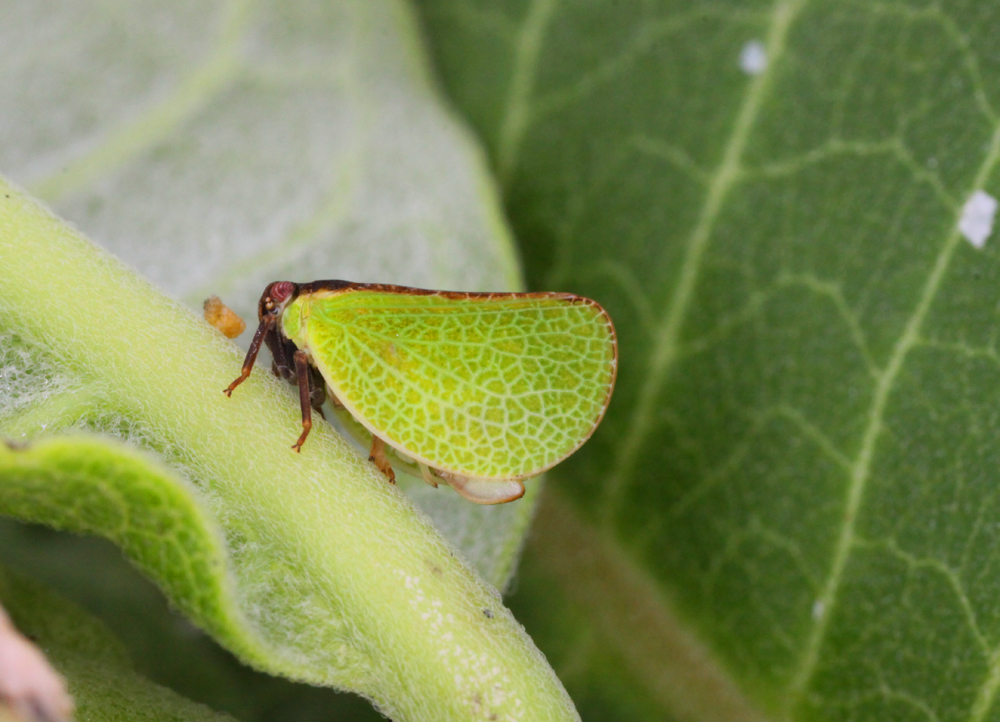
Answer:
[{"left": 271, "top": 282, "right": 294, "bottom": 302}]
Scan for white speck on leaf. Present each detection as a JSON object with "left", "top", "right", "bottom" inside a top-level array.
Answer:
[
  {"left": 959, "top": 190, "right": 998, "bottom": 248},
  {"left": 739, "top": 41, "right": 767, "bottom": 75},
  {"left": 812, "top": 600, "right": 825, "bottom": 620}
]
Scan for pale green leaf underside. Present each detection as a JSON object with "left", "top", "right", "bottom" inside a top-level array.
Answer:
[
  {"left": 0, "top": 564, "right": 236, "bottom": 722},
  {"left": 289, "top": 288, "right": 616, "bottom": 479},
  {"left": 418, "top": 0, "right": 1000, "bottom": 720},
  {"left": 0, "top": 0, "right": 534, "bottom": 592}
]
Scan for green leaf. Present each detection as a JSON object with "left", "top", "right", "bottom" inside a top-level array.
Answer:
[
  {"left": 0, "top": 186, "right": 576, "bottom": 721},
  {"left": 0, "top": 518, "right": 389, "bottom": 722},
  {"left": 418, "top": 1, "right": 1000, "bottom": 720},
  {"left": 0, "top": 564, "right": 237, "bottom": 722},
  {"left": 0, "top": 0, "right": 576, "bottom": 717}
]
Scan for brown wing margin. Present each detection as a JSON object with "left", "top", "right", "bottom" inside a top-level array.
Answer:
[
  {"left": 296, "top": 279, "right": 588, "bottom": 304},
  {"left": 296, "top": 277, "right": 619, "bottom": 391}
]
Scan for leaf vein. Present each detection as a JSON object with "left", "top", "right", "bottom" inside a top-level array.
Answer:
[
  {"left": 783, "top": 117, "right": 1000, "bottom": 715},
  {"left": 495, "top": 0, "right": 559, "bottom": 185},
  {"left": 28, "top": 0, "right": 252, "bottom": 203},
  {"left": 602, "top": 0, "right": 807, "bottom": 525}
]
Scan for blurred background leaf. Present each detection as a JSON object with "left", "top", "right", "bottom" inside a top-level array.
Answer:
[
  {"left": 0, "top": 0, "right": 545, "bottom": 719},
  {"left": 417, "top": 0, "right": 1000, "bottom": 720}
]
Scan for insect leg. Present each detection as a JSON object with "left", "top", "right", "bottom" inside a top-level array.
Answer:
[
  {"left": 368, "top": 436, "right": 396, "bottom": 484},
  {"left": 417, "top": 462, "right": 439, "bottom": 488},
  {"left": 224, "top": 315, "right": 274, "bottom": 396},
  {"left": 271, "top": 335, "right": 325, "bottom": 415},
  {"left": 291, "top": 350, "right": 313, "bottom": 453},
  {"left": 266, "top": 330, "right": 295, "bottom": 381},
  {"left": 308, "top": 366, "right": 327, "bottom": 419}
]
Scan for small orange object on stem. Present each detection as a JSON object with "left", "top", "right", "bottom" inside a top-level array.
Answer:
[{"left": 204, "top": 296, "right": 247, "bottom": 339}]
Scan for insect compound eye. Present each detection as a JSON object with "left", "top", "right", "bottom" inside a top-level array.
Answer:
[{"left": 270, "top": 282, "right": 295, "bottom": 303}]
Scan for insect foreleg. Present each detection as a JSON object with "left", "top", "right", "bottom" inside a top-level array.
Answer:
[{"left": 224, "top": 314, "right": 274, "bottom": 396}]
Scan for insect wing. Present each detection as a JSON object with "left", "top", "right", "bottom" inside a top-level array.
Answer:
[{"left": 301, "top": 288, "right": 616, "bottom": 480}]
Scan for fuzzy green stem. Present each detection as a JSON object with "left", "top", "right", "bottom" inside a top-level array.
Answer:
[{"left": 0, "top": 179, "right": 578, "bottom": 721}]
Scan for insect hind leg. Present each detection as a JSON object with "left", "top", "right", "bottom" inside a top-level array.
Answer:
[
  {"left": 291, "top": 350, "right": 314, "bottom": 453},
  {"left": 368, "top": 436, "right": 396, "bottom": 484}
]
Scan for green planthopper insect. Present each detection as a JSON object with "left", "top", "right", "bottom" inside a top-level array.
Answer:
[{"left": 224, "top": 281, "right": 617, "bottom": 504}]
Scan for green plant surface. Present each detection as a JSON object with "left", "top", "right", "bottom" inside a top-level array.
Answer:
[
  {"left": 0, "top": 184, "right": 576, "bottom": 721},
  {"left": 0, "top": 0, "right": 582, "bottom": 718},
  {"left": 0, "top": 519, "right": 386, "bottom": 722},
  {"left": 0, "top": 0, "right": 535, "bottom": 592},
  {"left": 417, "top": 1, "right": 1000, "bottom": 720},
  {"left": 0, "top": 564, "right": 239, "bottom": 722}
]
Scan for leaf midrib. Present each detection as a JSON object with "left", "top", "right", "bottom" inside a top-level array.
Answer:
[
  {"left": 601, "top": 0, "right": 806, "bottom": 524},
  {"left": 495, "top": 0, "right": 558, "bottom": 186},
  {"left": 28, "top": 0, "right": 252, "bottom": 203}
]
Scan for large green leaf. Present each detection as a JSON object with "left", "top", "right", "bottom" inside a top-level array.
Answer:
[
  {"left": 418, "top": 0, "right": 1000, "bottom": 719},
  {"left": 0, "top": 0, "right": 572, "bottom": 719}
]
